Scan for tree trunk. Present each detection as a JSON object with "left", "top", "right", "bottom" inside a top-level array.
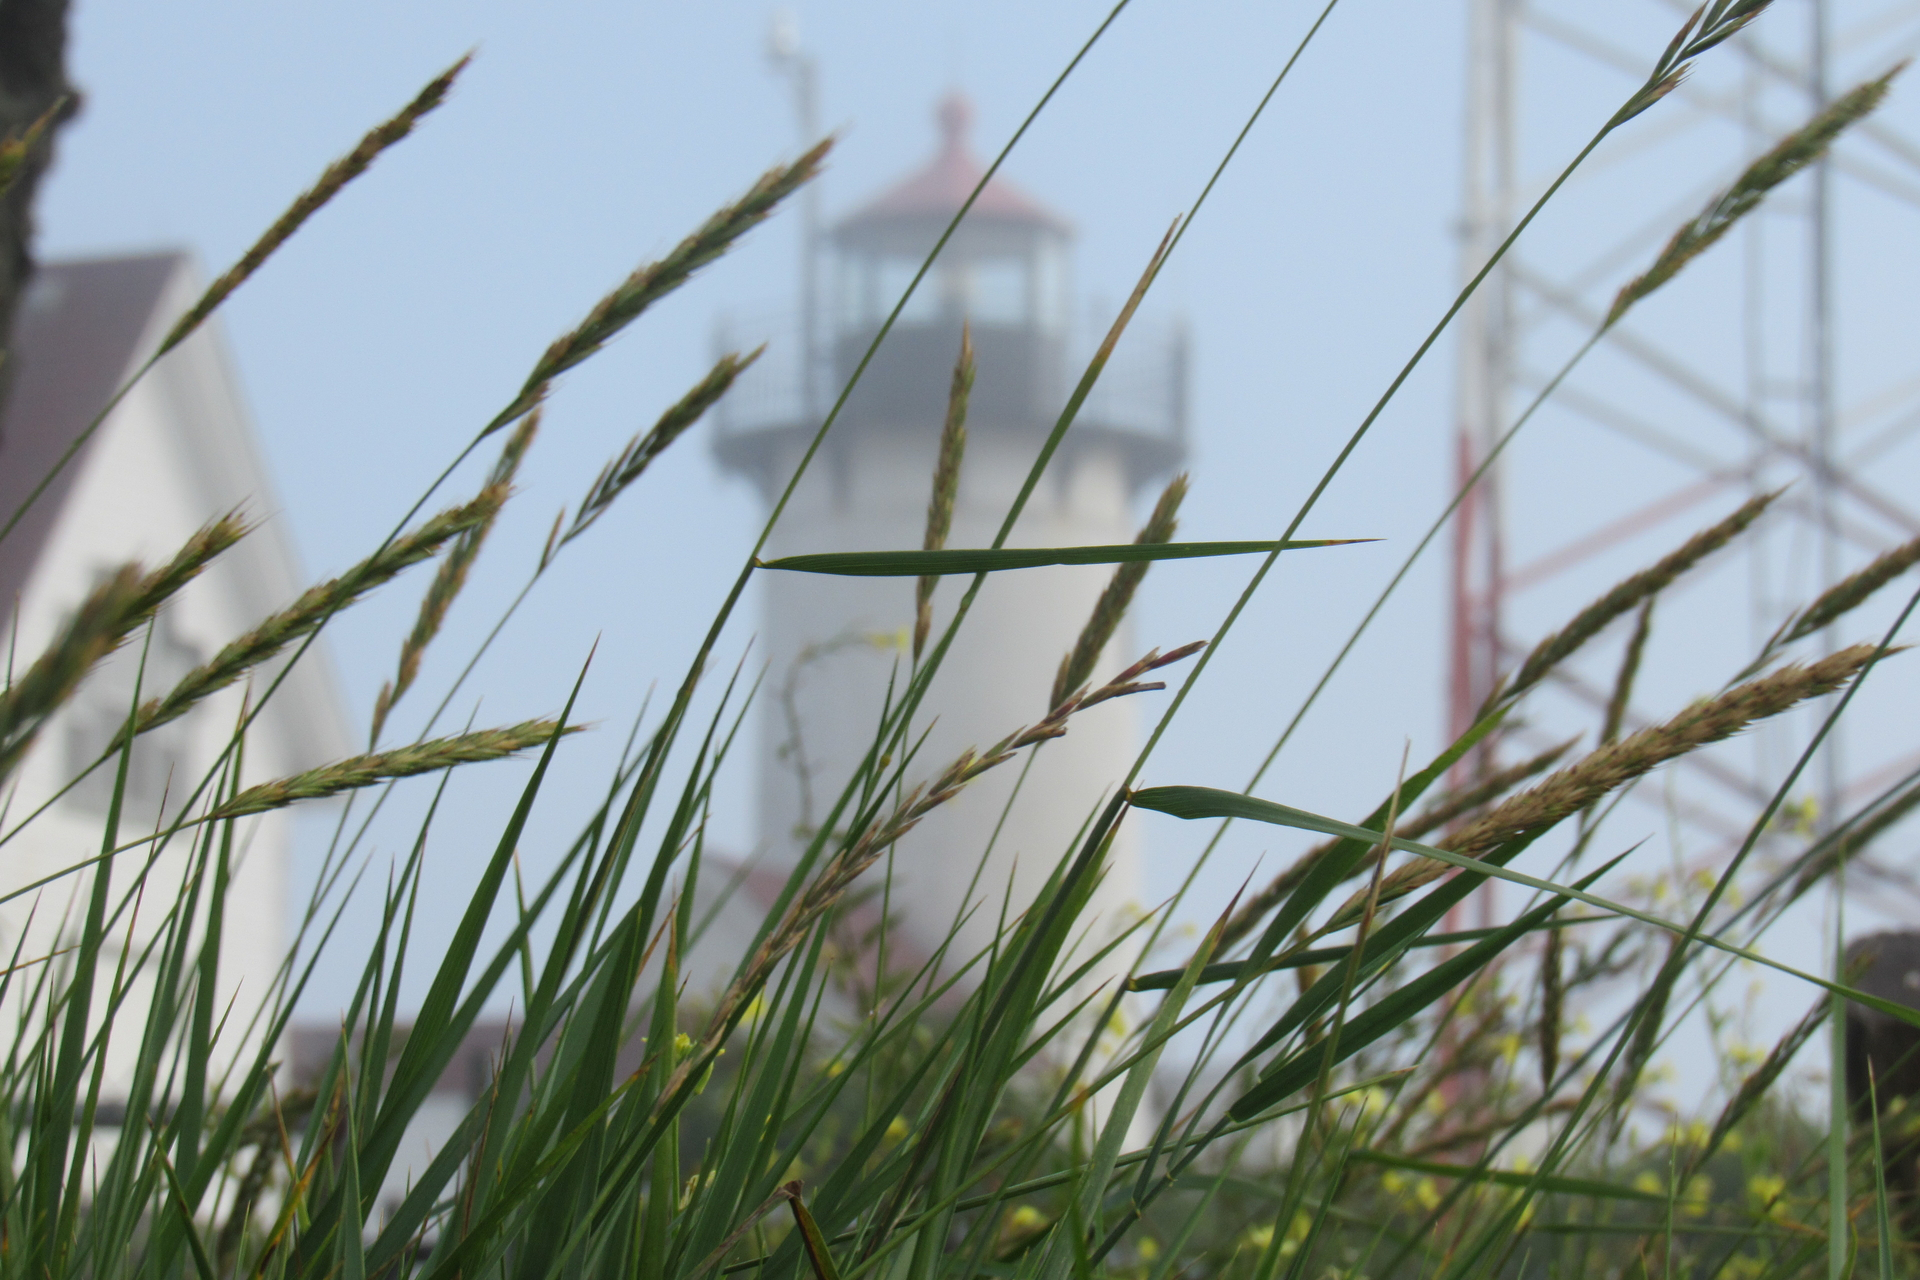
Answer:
[{"left": 0, "top": 0, "right": 73, "bottom": 387}]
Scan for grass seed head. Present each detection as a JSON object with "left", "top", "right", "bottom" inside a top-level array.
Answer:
[
  {"left": 210, "top": 718, "right": 574, "bottom": 819},
  {"left": 1333, "top": 643, "right": 1881, "bottom": 924},
  {"left": 489, "top": 139, "right": 831, "bottom": 434},
  {"left": 374, "top": 415, "right": 539, "bottom": 744},
  {"left": 1607, "top": 66, "right": 1898, "bottom": 326},
  {"left": 564, "top": 350, "right": 758, "bottom": 549},
  {"left": 1504, "top": 490, "right": 1777, "bottom": 704},
  {"left": 137, "top": 488, "right": 504, "bottom": 739},
  {"left": 1050, "top": 472, "right": 1189, "bottom": 710},
  {"left": 915, "top": 327, "right": 974, "bottom": 661},
  {"left": 1781, "top": 532, "right": 1920, "bottom": 646},
  {"left": 161, "top": 55, "right": 470, "bottom": 355}
]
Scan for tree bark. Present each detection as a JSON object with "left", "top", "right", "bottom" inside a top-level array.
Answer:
[{"left": 0, "top": 0, "right": 74, "bottom": 373}]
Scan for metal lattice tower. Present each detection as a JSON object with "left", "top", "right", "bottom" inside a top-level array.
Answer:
[{"left": 1451, "top": 0, "right": 1920, "bottom": 906}]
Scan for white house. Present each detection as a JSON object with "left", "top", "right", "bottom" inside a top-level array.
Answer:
[{"left": 0, "top": 250, "right": 351, "bottom": 1102}]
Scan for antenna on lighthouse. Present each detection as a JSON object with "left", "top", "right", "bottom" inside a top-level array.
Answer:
[{"left": 766, "top": 10, "right": 822, "bottom": 420}]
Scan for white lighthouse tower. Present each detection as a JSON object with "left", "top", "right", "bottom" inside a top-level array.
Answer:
[{"left": 715, "top": 93, "right": 1186, "bottom": 985}]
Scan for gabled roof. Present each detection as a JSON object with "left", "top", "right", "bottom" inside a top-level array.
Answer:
[
  {"left": 0, "top": 253, "right": 177, "bottom": 619},
  {"left": 835, "top": 91, "right": 1071, "bottom": 237},
  {"left": 0, "top": 250, "right": 352, "bottom": 771}
]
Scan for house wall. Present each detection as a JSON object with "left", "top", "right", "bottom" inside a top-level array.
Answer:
[{"left": 0, "top": 272, "right": 344, "bottom": 1104}]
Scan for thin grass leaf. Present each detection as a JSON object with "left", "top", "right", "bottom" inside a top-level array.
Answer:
[
  {"left": 783, "top": 1183, "right": 845, "bottom": 1280},
  {"left": 488, "top": 140, "right": 830, "bottom": 433},
  {"left": 1871, "top": 1065, "right": 1894, "bottom": 1280},
  {"left": 160, "top": 56, "right": 469, "bottom": 356},
  {"left": 208, "top": 719, "right": 576, "bottom": 819},
  {"left": 1504, "top": 491, "right": 1777, "bottom": 703},
  {"left": 153, "top": 1143, "right": 218, "bottom": 1280},
  {"left": 915, "top": 327, "right": 974, "bottom": 662},
  {"left": 1220, "top": 737, "right": 1574, "bottom": 952},
  {"left": 1226, "top": 856, "right": 1624, "bottom": 1119},
  {"left": 1607, "top": 67, "right": 1900, "bottom": 326},
  {"left": 1347, "top": 1150, "right": 1666, "bottom": 1203},
  {"left": 1051, "top": 472, "right": 1188, "bottom": 710},
  {"left": 563, "top": 349, "right": 760, "bottom": 548},
  {"left": 1130, "top": 914, "right": 1617, "bottom": 991},
  {"left": 760, "top": 538, "right": 1365, "bottom": 577}
]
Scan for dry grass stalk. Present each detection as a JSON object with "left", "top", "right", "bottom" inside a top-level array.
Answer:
[
  {"left": 1683, "top": 996, "right": 1828, "bottom": 1183},
  {"left": 914, "top": 327, "right": 974, "bottom": 662},
  {"left": 659, "top": 641, "right": 1206, "bottom": 1115},
  {"left": 1779, "top": 532, "right": 1920, "bottom": 647},
  {"left": 0, "top": 513, "right": 250, "bottom": 775},
  {"left": 1538, "top": 923, "right": 1564, "bottom": 1094},
  {"left": 1607, "top": 66, "right": 1899, "bottom": 326},
  {"left": 372, "top": 416, "right": 539, "bottom": 744},
  {"left": 134, "top": 489, "right": 503, "bottom": 740},
  {"left": 209, "top": 719, "right": 571, "bottom": 820},
  {"left": 160, "top": 56, "right": 469, "bottom": 356},
  {"left": 1600, "top": 598, "right": 1654, "bottom": 747},
  {"left": 1217, "top": 739, "right": 1574, "bottom": 952},
  {"left": 1050, "top": 472, "right": 1188, "bottom": 711},
  {"left": 488, "top": 139, "right": 831, "bottom": 434},
  {"left": 562, "top": 350, "right": 759, "bottom": 549},
  {"left": 1331, "top": 644, "right": 1881, "bottom": 925},
  {"left": 1503, "top": 491, "right": 1777, "bottom": 704}
]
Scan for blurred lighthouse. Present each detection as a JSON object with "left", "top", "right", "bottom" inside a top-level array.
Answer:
[{"left": 715, "top": 92, "right": 1187, "bottom": 981}]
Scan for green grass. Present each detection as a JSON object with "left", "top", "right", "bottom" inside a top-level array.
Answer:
[{"left": 1, "top": 2, "right": 1919, "bottom": 1278}]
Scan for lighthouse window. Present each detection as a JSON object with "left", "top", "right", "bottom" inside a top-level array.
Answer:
[
  {"left": 1034, "top": 243, "right": 1067, "bottom": 334},
  {"left": 874, "top": 258, "right": 937, "bottom": 325},
  {"left": 963, "top": 258, "right": 1027, "bottom": 326}
]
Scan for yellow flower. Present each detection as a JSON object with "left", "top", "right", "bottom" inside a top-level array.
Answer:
[
  {"left": 1007, "top": 1206, "right": 1048, "bottom": 1234},
  {"left": 1137, "top": 1238, "right": 1160, "bottom": 1262},
  {"left": 1748, "top": 1173, "right": 1786, "bottom": 1215},
  {"left": 885, "top": 1116, "right": 909, "bottom": 1143},
  {"left": 1681, "top": 1173, "right": 1712, "bottom": 1218},
  {"left": 1633, "top": 1171, "right": 1665, "bottom": 1196},
  {"left": 1414, "top": 1179, "right": 1441, "bottom": 1211}
]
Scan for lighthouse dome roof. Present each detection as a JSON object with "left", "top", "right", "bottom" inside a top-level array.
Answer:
[{"left": 834, "top": 91, "right": 1071, "bottom": 241}]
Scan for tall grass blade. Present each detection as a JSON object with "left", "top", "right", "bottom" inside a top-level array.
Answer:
[{"left": 761, "top": 538, "right": 1365, "bottom": 576}]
